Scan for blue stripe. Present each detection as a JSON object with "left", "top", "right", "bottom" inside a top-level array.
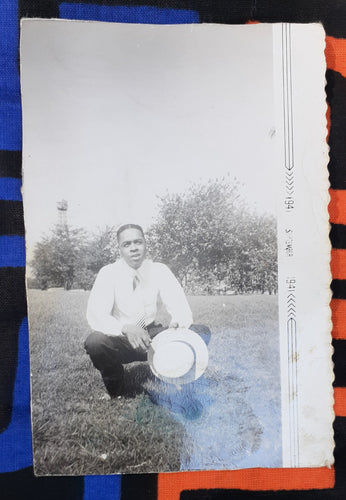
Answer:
[
  {"left": 0, "top": 177, "right": 22, "bottom": 201},
  {"left": 0, "top": 0, "right": 21, "bottom": 150},
  {"left": 0, "top": 236, "right": 25, "bottom": 267},
  {"left": 84, "top": 475, "right": 121, "bottom": 500},
  {"left": 0, "top": 318, "right": 33, "bottom": 472},
  {"left": 59, "top": 3, "right": 199, "bottom": 24}
]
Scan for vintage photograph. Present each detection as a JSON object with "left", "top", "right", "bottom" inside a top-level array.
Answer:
[{"left": 21, "top": 20, "right": 332, "bottom": 475}]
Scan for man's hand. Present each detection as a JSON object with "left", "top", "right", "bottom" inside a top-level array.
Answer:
[
  {"left": 169, "top": 322, "right": 179, "bottom": 329},
  {"left": 169, "top": 321, "right": 179, "bottom": 328},
  {"left": 122, "top": 324, "right": 151, "bottom": 351}
]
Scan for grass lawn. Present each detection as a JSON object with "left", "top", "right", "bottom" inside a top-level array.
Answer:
[{"left": 28, "top": 290, "right": 281, "bottom": 475}]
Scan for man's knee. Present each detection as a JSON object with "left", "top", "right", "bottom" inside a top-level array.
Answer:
[{"left": 84, "top": 332, "right": 106, "bottom": 356}]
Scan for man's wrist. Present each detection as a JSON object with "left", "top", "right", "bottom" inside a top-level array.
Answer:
[{"left": 121, "top": 324, "right": 143, "bottom": 335}]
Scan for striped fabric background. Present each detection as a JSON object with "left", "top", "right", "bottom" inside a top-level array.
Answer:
[{"left": 1, "top": 1, "right": 345, "bottom": 499}]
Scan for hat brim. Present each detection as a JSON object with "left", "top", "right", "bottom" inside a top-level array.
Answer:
[{"left": 147, "top": 328, "right": 208, "bottom": 385}]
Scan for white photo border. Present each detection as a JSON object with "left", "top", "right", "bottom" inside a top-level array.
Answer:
[{"left": 274, "top": 23, "right": 334, "bottom": 468}]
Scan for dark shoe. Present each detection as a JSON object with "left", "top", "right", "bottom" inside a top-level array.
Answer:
[
  {"left": 103, "top": 372, "right": 144, "bottom": 399},
  {"left": 102, "top": 375, "right": 124, "bottom": 398}
]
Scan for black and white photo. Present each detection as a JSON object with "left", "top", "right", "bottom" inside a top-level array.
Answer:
[{"left": 20, "top": 20, "right": 333, "bottom": 475}]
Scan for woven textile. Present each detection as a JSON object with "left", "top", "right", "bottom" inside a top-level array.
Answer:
[{"left": 1, "top": 1, "right": 346, "bottom": 499}]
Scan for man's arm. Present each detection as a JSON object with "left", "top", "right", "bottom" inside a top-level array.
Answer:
[
  {"left": 157, "top": 264, "right": 193, "bottom": 328},
  {"left": 87, "top": 266, "right": 151, "bottom": 349},
  {"left": 86, "top": 266, "right": 123, "bottom": 336}
]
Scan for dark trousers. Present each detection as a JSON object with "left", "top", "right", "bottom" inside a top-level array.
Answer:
[{"left": 84, "top": 324, "right": 211, "bottom": 396}]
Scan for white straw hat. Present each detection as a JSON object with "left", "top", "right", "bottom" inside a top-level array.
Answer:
[{"left": 147, "top": 328, "right": 209, "bottom": 385}]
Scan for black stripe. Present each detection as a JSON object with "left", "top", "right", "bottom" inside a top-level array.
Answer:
[
  {"left": 333, "top": 339, "right": 346, "bottom": 387},
  {"left": 334, "top": 416, "right": 346, "bottom": 488},
  {"left": 322, "top": 3, "right": 346, "bottom": 38},
  {"left": 181, "top": 489, "right": 337, "bottom": 500},
  {"left": 121, "top": 474, "right": 157, "bottom": 500},
  {"left": 193, "top": 0, "right": 256, "bottom": 25},
  {"left": 0, "top": 201, "right": 24, "bottom": 236},
  {"left": 326, "top": 69, "right": 346, "bottom": 190},
  {"left": 330, "top": 224, "right": 346, "bottom": 250},
  {"left": 0, "top": 267, "right": 27, "bottom": 321},
  {"left": 19, "top": 0, "right": 59, "bottom": 19},
  {"left": 331, "top": 279, "right": 346, "bottom": 300},
  {"left": 0, "top": 151, "right": 22, "bottom": 179},
  {"left": 0, "top": 268, "right": 27, "bottom": 432},
  {"left": 0, "top": 319, "right": 22, "bottom": 433},
  {"left": 255, "top": 1, "right": 346, "bottom": 39},
  {"left": 200, "top": 0, "right": 322, "bottom": 25},
  {"left": 0, "top": 467, "right": 84, "bottom": 500}
]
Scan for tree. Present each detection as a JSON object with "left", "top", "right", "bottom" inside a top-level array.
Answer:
[
  {"left": 30, "top": 237, "right": 53, "bottom": 290},
  {"left": 73, "top": 267, "right": 96, "bottom": 291},
  {"left": 30, "top": 224, "right": 120, "bottom": 291},
  {"left": 147, "top": 176, "right": 241, "bottom": 287},
  {"left": 86, "top": 226, "right": 119, "bottom": 274},
  {"left": 147, "top": 176, "right": 277, "bottom": 295},
  {"left": 226, "top": 211, "right": 277, "bottom": 294},
  {"left": 30, "top": 224, "right": 88, "bottom": 290},
  {"left": 72, "top": 226, "right": 119, "bottom": 290}
]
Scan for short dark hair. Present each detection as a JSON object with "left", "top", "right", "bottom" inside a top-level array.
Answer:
[{"left": 116, "top": 223, "right": 145, "bottom": 242}]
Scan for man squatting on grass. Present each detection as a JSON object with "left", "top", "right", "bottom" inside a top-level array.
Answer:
[{"left": 84, "top": 223, "right": 211, "bottom": 398}]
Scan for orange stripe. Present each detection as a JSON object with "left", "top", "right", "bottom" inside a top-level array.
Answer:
[
  {"left": 158, "top": 468, "right": 334, "bottom": 500},
  {"left": 334, "top": 387, "right": 346, "bottom": 417},
  {"left": 325, "top": 36, "right": 346, "bottom": 78},
  {"left": 331, "top": 299, "right": 346, "bottom": 339},
  {"left": 331, "top": 249, "right": 346, "bottom": 280},
  {"left": 329, "top": 189, "right": 346, "bottom": 225}
]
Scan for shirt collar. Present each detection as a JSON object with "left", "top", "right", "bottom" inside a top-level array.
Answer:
[{"left": 120, "top": 258, "right": 152, "bottom": 278}]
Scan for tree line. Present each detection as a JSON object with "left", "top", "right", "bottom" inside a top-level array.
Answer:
[{"left": 29, "top": 177, "right": 277, "bottom": 295}]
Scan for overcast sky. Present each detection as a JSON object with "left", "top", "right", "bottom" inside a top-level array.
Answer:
[{"left": 21, "top": 20, "right": 276, "bottom": 254}]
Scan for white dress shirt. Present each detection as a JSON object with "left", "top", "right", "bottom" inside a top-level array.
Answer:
[{"left": 86, "top": 259, "right": 193, "bottom": 336}]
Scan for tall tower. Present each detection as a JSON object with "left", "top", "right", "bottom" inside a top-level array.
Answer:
[{"left": 57, "top": 199, "right": 68, "bottom": 226}]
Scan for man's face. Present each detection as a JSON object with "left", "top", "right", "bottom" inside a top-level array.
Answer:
[{"left": 118, "top": 228, "right": 146, "bottom": 269}]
